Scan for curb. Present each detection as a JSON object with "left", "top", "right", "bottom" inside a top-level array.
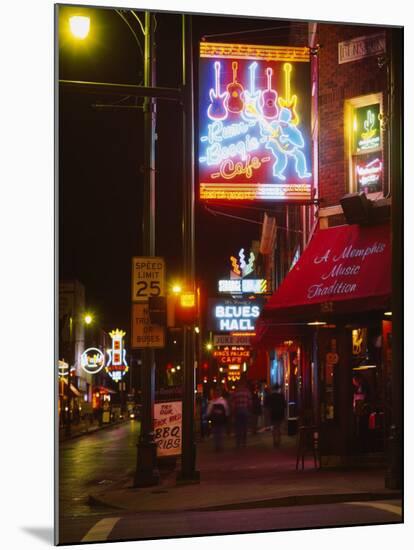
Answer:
[
  {"left": 88, "top": 489, "right": 402, "bottom": 514},
  {"left": 59, "top": 419, "right": 130, "bottom": 442}
]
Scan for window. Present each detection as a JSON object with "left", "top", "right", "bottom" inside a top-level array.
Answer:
[{"left": 345, "top": 93, "right": 384, "bottom": 197}]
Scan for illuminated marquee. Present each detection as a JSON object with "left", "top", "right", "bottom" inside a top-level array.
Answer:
[
  {"left": 208, "top": 298, "right": 264, "bottom": 332},
  {"left": 218, "top": 278, "right": 267, "bottom": 294},
  {"left": 80, "top": 348, "right": 105, "bottom": 375},
  {"left": 213, "top": 346, "right": 251, "bottom": 365},
  {"left": 199, "top": 43, "right": 312, "bottom": 202},
  {"left": 105, "top": 329, "right": 129, "bottom": 382}
]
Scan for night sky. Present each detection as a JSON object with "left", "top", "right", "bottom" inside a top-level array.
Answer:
[{"left": 58, "top": 6, "right": 308, "bottom": 336}]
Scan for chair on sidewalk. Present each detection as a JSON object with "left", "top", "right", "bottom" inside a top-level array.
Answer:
[{"left": 296, "top": 425, "right": 320, "bottom": 470}]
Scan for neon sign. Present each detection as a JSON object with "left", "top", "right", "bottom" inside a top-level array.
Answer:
[
  {"left": 105, "top": 329, "right": 129, "bottom": 382},
  {"left": 80, "top": 348, "right": 105, "bottom": 375},
  {"left": 199, "top": 43, "right": 312, "bottom": 202},
  {"left": 353, "top": 103, "right": 381, "bottom": 153},
  {"left": 218, "top": 248, "right": 267, "bottom": 294},
  {"left": 208, "top": 298, "right": 264, "bottom": 333},
  {"left": 356, "top": 157, "right": 382, "bottom": 188},
  {"left": 218, "top": 279, "right": 267, "bottom": 294},
  {"left": 213, "top": 346, "right": 251, "bottom": 364}
]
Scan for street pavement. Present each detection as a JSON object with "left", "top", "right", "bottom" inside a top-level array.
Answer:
[
  {"left": 58, "top": 419, "right": 402, "bottom": 544},
  {"left": 59, "top": 500, "right": 402, "bottom": 544}
]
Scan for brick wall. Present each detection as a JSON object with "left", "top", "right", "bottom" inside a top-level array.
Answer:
[{"left": 317, "top": 24, "right": 389, "bottom": 208}]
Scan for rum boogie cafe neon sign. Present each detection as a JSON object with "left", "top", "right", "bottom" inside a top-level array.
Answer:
[
  {"left": 199, "top": 42, "right": 313, "bottom": 202},
  {"left": 208, "top": 297, "right": 264, "bottom": 332}
]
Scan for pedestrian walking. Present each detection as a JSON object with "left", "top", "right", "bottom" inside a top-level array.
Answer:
[
  {"left": 251, "top": 386, "right": 262, "bottom": 435},
  {"left": 231, "top": 379, "right": 252, "bottom": 448},
  {"left": 207, "top": 388, "right": 229, "bottom": 451},
  {"left": 268, "top": 384, "right": 286, "bottom": 447}
]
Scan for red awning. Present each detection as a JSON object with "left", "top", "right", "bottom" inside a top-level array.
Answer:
[{"left": 259, "top": 223, "right": 391, "bottom": 329}]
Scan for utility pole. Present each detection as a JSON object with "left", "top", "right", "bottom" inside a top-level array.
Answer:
[
  {"left": 178, "top": 14, "right": 199, "bottom": 483},
  {"left": 134, "top": 11, "right": 160, "bottom": 487},
  {"left": 385, "top": 27, "right": 403, "bottom": 490}
]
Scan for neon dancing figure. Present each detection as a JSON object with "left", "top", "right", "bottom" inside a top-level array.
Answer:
[{"left": 262, "top": 108, "right": 311, "bottom": 181}]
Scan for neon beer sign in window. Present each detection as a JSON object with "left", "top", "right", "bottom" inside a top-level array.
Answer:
[{"left": 199, "top": 42, "right": 312, "bottom": 202}]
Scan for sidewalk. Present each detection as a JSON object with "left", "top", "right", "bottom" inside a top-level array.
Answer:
[
  {"left": 59, "top": 417, "right": 128, "bottom": 442},
  {"left": 89, "top": 429, "right": 401, "bottom": 512}
]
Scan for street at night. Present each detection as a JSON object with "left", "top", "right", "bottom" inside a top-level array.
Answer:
[
  {"left": 58, "top": 420, "right": 402, "bottom": 544},
  {"left": 55, "top": 2, "right": 403, "bottom": 545}
]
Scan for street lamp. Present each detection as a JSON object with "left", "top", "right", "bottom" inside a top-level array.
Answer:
[
  {"left": 69, "top": 15, "right": 91, "bottom": 40},
  {"left": 84, "top": 313, "right": 93, "bottom": 325}
]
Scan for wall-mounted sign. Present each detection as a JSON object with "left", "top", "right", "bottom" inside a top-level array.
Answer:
[
  {"left": 218, "top": 278, "right": 267, "bottom": 294},
  {"left": 353, "top": 103, "right": 381, "bottom": 153},
  {"left": 199, "top": 43, "right": 312, "bottom": 202},
  {"left": 213, "top": 334, "right": 252, "bottom": 346},
  {"left": 208, "top": 297, "right": 264, "bottom": 332},
  {"left": 227, "top": 365, "right": 242, "bottom": 382},
  {"left": 213, "top": 346, "right": 251, "bottom": 364},
  {"left": 58, "top": 360, "right": 69, "bottom": 377},
  {"left": 338, "top": 33, "right": 386, "bottom": 64},
  {"left": 131, "top": 257, "right": 165, "bottom": 303},
  {"left": 80, "top": 348, "right": 105, "bottom": 375},
  {"left": 105, "top": 329, "right": 129, "bottom": 382},
  {"left": 154, "top": 401, "right": 182, "bottom": 457}
]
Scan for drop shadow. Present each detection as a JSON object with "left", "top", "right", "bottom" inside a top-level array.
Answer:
[{"left": 21, "top": 526, "right": 54, "bottom": 545}]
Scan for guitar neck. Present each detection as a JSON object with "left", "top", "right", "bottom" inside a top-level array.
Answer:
[
  {"left": 284, "top": 64, "right": 292, "bottom": 101},
  {"left": 215, "top": 62, "right": 220, "bottom": 95},
  {"left": 266, "top": 68, "right": 272, "bottom": 92}
]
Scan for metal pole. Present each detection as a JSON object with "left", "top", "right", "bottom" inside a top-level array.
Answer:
[
  {"left": 385, "top": 27, "right": 403, "bottom": 490},
  {"left": 134, "top": 11, "right": 160, "bottom": 488},
  {"left": 178, "top": 14, "right": 199, "bottom": 483}
]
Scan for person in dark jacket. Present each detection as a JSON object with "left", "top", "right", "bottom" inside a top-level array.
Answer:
[
  {"left": 207, "top": 388, "right": 229, "bottom": 451},
  {"left": 268, "top": 384, "right": 286, "bottom": 447}
]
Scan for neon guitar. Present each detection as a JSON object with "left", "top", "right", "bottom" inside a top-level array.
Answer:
[
  {"left": 225, "top": 61, "right": 244, "bottom": 113},
  {"left": 242, "top": 62, "right": 261, "bottom": 121},
  {"left": 207, "top": 61, "right": 229, "bottom": 121},
  {"left": 261, "top": 67, "right": 278, "bottom": 119},
  {"left": 278, "top": 63, "right": 299, "bottom": 126}
]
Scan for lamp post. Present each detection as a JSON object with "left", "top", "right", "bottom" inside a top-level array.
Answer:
[
  {"left": 133, "top": 11, "right": 160, "bottom": 488},
  {"left": 177, "top": 14, "right": 199, "bottom": 484}
]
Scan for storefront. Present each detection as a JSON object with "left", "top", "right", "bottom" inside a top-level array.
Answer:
[{"left": 254, "top": 222, "right": 391, "bottom": 465}]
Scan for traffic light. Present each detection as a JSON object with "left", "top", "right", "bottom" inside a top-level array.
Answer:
[{"left": 175, "top": 291, "right": 197, "bottom": 325}]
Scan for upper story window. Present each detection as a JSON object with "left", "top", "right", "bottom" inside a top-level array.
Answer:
[{"left": 345, "top": 93, "right": 384, "bottom": 197}]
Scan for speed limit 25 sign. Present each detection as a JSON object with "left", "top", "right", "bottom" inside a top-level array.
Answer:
[{"left": 131, "top": 257, "right": 165, "bottom": 302}]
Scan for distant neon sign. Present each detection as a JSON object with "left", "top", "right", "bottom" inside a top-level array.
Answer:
[
  {"left": 105, "top": 329, "right": 129, "bottom": 382},
  {"left": 81, "top": 348, "right": 105, "bottom": 375},
  {"left": 218, "top": 279, "right": 267, "bottom": 294},
  {"left": 199, "top": 43, "right": 312, "bottom": 202}
]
